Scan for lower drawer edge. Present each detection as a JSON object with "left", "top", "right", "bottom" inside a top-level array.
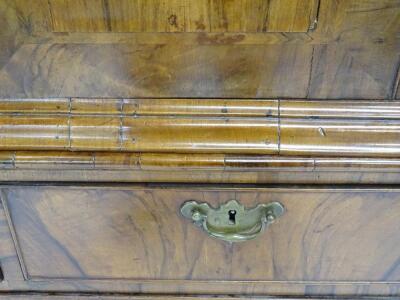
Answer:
[{"left": 0, "top": 184, "right": 399, "bottom": 297}]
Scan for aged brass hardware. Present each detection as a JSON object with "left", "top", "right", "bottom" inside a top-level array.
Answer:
[{"left": 180, "top": 200, "right": 284, "bottom": 242}]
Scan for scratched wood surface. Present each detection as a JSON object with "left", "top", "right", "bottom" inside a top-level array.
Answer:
[
  {"left": 39, "top": 0, "right": 319, "bottom": 33},
  {"left": 0, "top": 1, "right": 399, "bottom": 299},
  {"left": 0, "top": 0, "right": 399, "bottom": 99},
  {"left": 1, "top": 99, "right": 400, "bottom": 157},
  {"left": 2, "top": 185, "right": 400, "bottom": 283},
  {"left": 4, "top": 151, "right": 400, "bottom": 173},
  {"left": 0, "top": 43, "right": 313, "bottom": 98}
]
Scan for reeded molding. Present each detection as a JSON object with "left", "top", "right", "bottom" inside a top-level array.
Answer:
[{"left": 1, "top": 98, "right": 400, "bottom": 157}]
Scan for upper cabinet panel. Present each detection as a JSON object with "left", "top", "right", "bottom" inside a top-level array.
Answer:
[{"left": 45, "top": 0, "right": 319, "bottom": 33}]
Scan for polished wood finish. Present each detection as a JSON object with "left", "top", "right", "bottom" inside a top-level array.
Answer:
[
  {"left": 281, "top": 118, "right": 400, "bottom": 157},
  {"left": 1, "top": 1, "right": 400, "bottom": 299},
  {"left": 1, "top": 1, "right": 399, "bottom": 99},
  {"left": 2, "top": 99, "right": 400, "bottom": 157},
  {"left": 1, "top": 185, "right": 400, "bottom": 297},
  {"left": 31, "top": 0, "right": 319, "bottom": 33},
  {"left": 0, "top": 43, "right": 313, "bottom": 98},
  {"left": 3, "top": 151, "right": 400, "bottom": 173}
]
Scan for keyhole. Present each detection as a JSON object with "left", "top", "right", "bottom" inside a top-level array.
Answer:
[{"left": 228, "top": 210, "right": 237, "bottom": 225}]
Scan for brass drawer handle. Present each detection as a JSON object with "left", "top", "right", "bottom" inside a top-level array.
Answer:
[{"left": 180, "top": 200, "right": 284, "bottom": 243}]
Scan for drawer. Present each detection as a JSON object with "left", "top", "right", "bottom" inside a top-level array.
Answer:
[{"left": 1, "top": 185, "right": 400, "bottom": 296}]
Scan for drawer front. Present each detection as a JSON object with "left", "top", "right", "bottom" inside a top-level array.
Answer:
[{"left": 1, "top": 185, "right": 400, "bottom": 283}]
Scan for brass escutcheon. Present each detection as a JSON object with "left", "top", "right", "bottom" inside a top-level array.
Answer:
[{"left": 180, "top": 199, "right": 284, "bottom": 243}]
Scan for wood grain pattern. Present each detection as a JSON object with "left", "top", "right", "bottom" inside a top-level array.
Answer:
[
  {"left": 0, "top": 98, "right": 69, "bottom": 113},
  {"left": 6, "top": 98, "right": 400, "bottom": 118},
  {"left": 4, "top": 151, "right": 400, "bottom": 173},
  {"left": 13, "top": 0, "right": 52, "bottom": 33},
  {"left": 266, "top": 0, "right": 318, "bottom": 32},
  {"left": 120, "top": 117, "right": 278, "bottom": 154},
  {"left": 2, "top": 99, "right": 400, "bottom": 156},
  {"left": 0, "top": 43, "right": 313, "bottom": 98},
  {"left": 308, "top": 43, "right": 400, "bottom": 99},
  {"left": 0, "top": 98, "right": 278, "bottom": 116},
  {"left": 107, "top": 0, "right": 188, "bottom": 33},
  {"left": 280, "top": 100, "right": 400, "bottom": 119},
  {"left": 0, "top": 0, "right": 23, "bottom": 69},
  {"left": 309, "top": 0, "right": 400, "bottom": 47},
  {"left": 280, "top": 118, "right": 400, "bottom": 157},
  {"left": 0, "top": 115, "right": 69, "bottom": 150},
  {"left": 2, "top": 41, "right": 397, "bottom": 99},
  {"left": 1, "top": 0, "right": 399, "bottom": 100},
  {"left": 0, "top": 2, "right": 400, "bottom": 298},
  {"left": 22, "top": 32, "right": 323, "bottom": 45},
  {"left": 45, "top": 0, "right": 318, "bottom": 33},
  {"left": 49, "top": 0, "right": 109, "bottom": 32},
  {"left": 0, "top": 115, "right": 278, "bottom": 154},
  {"left": 4, "top": 169, "right": 400, "bottom": 184},
  {"left": 4, "top": 151, "right": 400, "bottom": 184},
  {"left": 209, "top": 0, "right": 270, "bottom": 33},
  {"left": 307, "top": 0, "right": 400, "bottom": 99},
  {"left": 3, "top": 185, "right": 400, "bottom": 285}
]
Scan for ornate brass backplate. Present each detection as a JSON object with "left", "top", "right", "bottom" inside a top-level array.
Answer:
[{"left": 180, "top": 199, "right": 284, "bottom": 243}]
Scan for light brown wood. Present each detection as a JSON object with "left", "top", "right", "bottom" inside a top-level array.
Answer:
[
  {"left": 209, "top": 0, "right": 270, "bottom": 32},
  {"left": 4, "top": 151, "right": 400, "bottom": 173},
  {"left": 1, "top": 0, "right": 399, "bottom": 100},
  {"left": 266, "top": 0, "right": 318, "bottom": 32},
  {"left": 308, "top": 43, "right": 400, "bottom": 99},
  {"left": 37, "top": 0, "right": 319, "bottom": 33},
  {"left": 280, "top": 100, "right": 400, "bottom": 119},
  {"left": 0, "top": 98, "right": 69, "bottom": 113},
  {"left": 4, "top": 151, "right": 400, "bottom": 184},
  {"left": 49, "top": 0, "right": 110, "bottom": 32},
  {"left": 13, "top": 0, "right": 52, "bottom": 32},
  {"left": 0, "top": 43, "right": 313, "bottom": 99},
  {"left": 3, "top": 99, "right": 400, "bottom": 157},
  {"left": 1, "top": 185, "right": 400, "bottom": 297},
  {"left": 0, "top": 115, "right": 69, "bottom": 150},
  {"left": 107, "top": 0, "right": 193, "bottom": 33},
  {"left": 0, "top": 0, "right": 23, "bottom": 69},
  {"left": 22, "top": 31, "right": 324, "bottom": 45},
  {"left": 280, "top": 118, "right": 400, "bottom": 157},
  {"left": 0, "top": 1, "right": 400, "bottom": 299}
]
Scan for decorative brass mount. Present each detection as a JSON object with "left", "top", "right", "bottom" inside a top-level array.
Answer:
[{"left": 180, "top": 199, "right": 284, "bottom": 243}]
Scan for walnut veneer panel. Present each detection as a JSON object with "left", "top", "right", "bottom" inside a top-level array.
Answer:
[
  {"left": 1, "top": 0, "right": 399, "bottom": 100},
  {"left": 2, "top": 186, "right": 400, "bottom": 285},
  {"left": 46, "top": 0, "right": 318, "bottom": 33},
  {"left": 0, "top": 0, "right": 24, "bottom": 69},
  {"left": 308, "top": 43, "right": 400, "bottom": 99},
  {"left": 0, "top": 43, "right": 313, "bottom": 98},
  {"left": 307, "top": 0, "right": 400, "bottom": 99}
]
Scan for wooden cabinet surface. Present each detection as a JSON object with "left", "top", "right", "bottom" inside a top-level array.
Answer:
[
  {"left": 0, "top": 184, "right": 400, "bottom": 297},
  {"left": 0, "top": 0, "right": 399, "bottom": 299}
]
